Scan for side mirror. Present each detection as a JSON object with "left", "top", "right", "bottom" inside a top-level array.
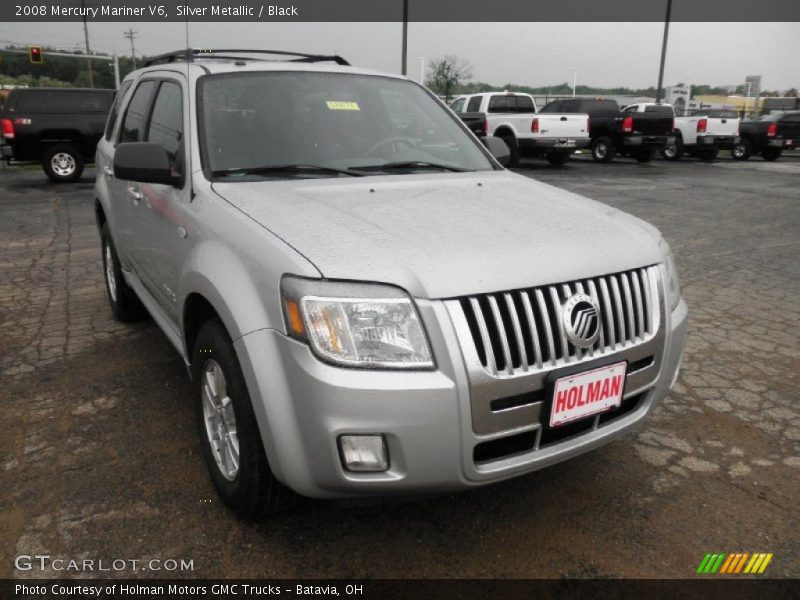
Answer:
[
  {"left": 114, "top": 142, "right": 180, "bottom": 186},
  {"left": 484, "top": 136, "right": 511, "bottom": 167}
]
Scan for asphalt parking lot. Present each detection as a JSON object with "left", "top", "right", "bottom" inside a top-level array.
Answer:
[{"left": 1, "top": 154, "right": 799, "bottom": 579}]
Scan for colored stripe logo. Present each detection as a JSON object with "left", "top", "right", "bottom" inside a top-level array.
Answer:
[{"left": 696, "top": 552, "right": 773, "bottom": 574}]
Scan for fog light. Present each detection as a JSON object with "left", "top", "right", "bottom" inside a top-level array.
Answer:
[{"left": 339, "top": 435, "right": 389, "bottom": 472}]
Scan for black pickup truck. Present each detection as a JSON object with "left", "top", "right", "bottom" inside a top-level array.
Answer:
[
  {"left": 539, "top": 98, "right": 674, "bottom": 163},
  {"left": 1, "top": 87, "right": 115, "bottom": 182},
  {"left": 733, "top": 111, "right": 800, "bottom": 161}
]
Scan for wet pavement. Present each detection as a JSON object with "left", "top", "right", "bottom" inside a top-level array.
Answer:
[{"left": 1, "top": 155, "right": 798, "bottom": 578}]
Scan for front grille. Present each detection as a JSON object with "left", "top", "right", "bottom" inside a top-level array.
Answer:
[{"left": 457, "top": 266, "right": 659, "bottom": 376}]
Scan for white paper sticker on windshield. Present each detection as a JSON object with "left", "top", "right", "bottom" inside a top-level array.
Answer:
[{"left": 326, "top": 101, "right": 360, "bottom": 111}]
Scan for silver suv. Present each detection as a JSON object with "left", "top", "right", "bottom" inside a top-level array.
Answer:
[{"left": 95, "top": 50, "right": 687, "bottom": 517}]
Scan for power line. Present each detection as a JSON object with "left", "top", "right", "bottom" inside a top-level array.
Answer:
[{"left": 123, "top": 28, "right": 137, "bottom": 67}]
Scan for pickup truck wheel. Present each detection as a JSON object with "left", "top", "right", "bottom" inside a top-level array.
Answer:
[
  {"left": 43, "top": 144, "right": 84, "bottom": 183},
  {"left": 633, "top": 149, "right": 654, "bottom": 163},
  {"left": 100, "top": 224, "right": 145, "bottom": 322},
  {"left": 193, "top": 319, "right": 293, "bottom": 519},
  {"left": 661, "top": 137, "right": 683, "bottom": 160},
  {"left": 760, "top": 148, "right": 782, "bottom": 161},
  {"left": 591, "top": 137, "right": 614, "bottom": 163},
  {"left": 499, "top": 135, "right": 520, "bottom": 167},
  {"left": 545, "top": 151, "right": 570, "bottom": 167},
  {"left": 731, "top": 138, "right": 752, "bottom": 161}
]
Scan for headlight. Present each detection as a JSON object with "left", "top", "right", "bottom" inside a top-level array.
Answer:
[
  {"left": 659, "top": 238, "right": 682, "bottom": 312},
  {"left": 281, "top": 277, "right": 433, "bottom": 369}
]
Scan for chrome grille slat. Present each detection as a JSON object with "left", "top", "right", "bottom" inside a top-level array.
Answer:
[
  {"left": 549, "top": 286, "right": 570, "bottom": 363},
  {"left": 454, "top": 266, "right": 660, "bottom": 377},
  {"left": 488, "top": 295, "right": 514, "bottom": 375},
  {"left": 535, "top": 289, "right": 557, "bottom": 366},
  {"left": 469, "top": 297, "right": 498, "bottom": 375},
  {"left": 520, "top": 292, "right": 543, "bottom": 369},
  {"left": 504, "top": 293, "right": 528, "bottom": 372}
]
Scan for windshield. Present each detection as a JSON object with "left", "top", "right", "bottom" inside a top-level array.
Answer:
[{"left": 199, "top": 71, "right": 495, "bottom": 179}]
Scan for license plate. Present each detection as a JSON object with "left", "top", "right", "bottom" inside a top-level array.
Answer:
[
  {"left": 787, "top": 139, "right": 793, "bottom": 145},
  {"left": 549, "top": 361, "right": 627, "bottom": 427}
]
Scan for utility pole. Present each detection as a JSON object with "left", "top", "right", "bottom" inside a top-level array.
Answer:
[
  {"left": 81, "top": 0, "right": 94, "bottom": 87},
  {"left": 571, "top": 69, "right": 578, "bottom": 98},
  {"left": 655, "top": 0, "right": 673, "bottom": 103},
  {"left": 401, "top": 0, "right": 408, "bottom": 75},
  {"left": 418, "top": 56, "right": 425, "bottom": 84},
  {"left": 124, "top": 28, "right": 138, "bottom": 67}
]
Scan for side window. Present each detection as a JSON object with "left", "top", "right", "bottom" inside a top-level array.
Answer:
[
  {"left": 119, "top": 80, "right": 156, "bottom": 143},
  {"left": 145, "top": 81, "right": 184, "bottom": 171},
  {"left": 539, "top": 101, "right": 561, "bottom": 113},
  {"left": 450, "top": 98, "right": 465, "bottom": 113},
  {"left": 623, "top": 105, "right": 638, "bottom": 113},
  {"left": 104, "top": 80, "right": 133, "bottom": 141},
  {"left": 466, "top": 96, "right": 482, "bottom": 112},
  {"left": 15, "top": 91, "right": 48, "bottom": 112}
]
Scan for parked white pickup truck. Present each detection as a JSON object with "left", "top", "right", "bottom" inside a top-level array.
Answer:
[
  {"left": 451, "top": 92, "right": 590, "bottom": 166},
  {"left": 622, "top": 103, "right": 739, "bottom": 162}
]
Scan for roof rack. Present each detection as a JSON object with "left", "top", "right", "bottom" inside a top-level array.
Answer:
[{"left": 143, "top": 49, "right": 350, "bottom": 67}]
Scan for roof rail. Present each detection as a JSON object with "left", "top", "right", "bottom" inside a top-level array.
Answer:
[{"left": 143, "top": 49, "right": 350, "bottom": 67}]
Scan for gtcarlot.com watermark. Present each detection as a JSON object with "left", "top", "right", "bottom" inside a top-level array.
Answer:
[{"left": 15, "top": 554, "right": 194, "bottom": 573}]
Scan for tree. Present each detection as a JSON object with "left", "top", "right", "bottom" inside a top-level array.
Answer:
[
  {"left": 425, "top": 55, "right": 473, "bottom": 102},
  {"left": 785, "top": 87, "right": 799, "bottom": 98}
]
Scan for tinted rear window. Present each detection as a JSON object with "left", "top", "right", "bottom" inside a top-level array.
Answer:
[
  {"left": 580, "top": 100, "right": 619, "bottom": 113},
  {"left": 488, "top": 95, "right": 534, "bottom": 114},
  {"left": 644, "top": 104, "right": 674, "bottom": 115},
  {"left": 466, "top": 96, "right": 482, "bottom": 112},
  {"left": 45, "top": 91, "right": 111, "bottom": 112},
  {"left": 15, "top": 91, "right": 48, "bottom": 112}
]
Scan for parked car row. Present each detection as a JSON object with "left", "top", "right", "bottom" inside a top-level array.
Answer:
[{"left": 450, "top": 91, "right": 800, "bottom": 167}]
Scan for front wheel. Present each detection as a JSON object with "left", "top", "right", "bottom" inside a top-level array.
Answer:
[
  {"left": 43, "top": 143, "right": 84, "bottom": 183},
  {"left": 760, "top": 148, "right": 782, "bottom": 161},
  {"left": 193, "top": 319, "right": 293, "bottom": 519},
  {"left": 545, "top": 151, "right": 570, "bottom": 167},
  {"left": 591, "top": 137, "right": 614, "bottom": 163}
]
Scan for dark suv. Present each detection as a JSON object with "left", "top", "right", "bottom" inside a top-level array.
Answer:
[{"left": 1, "top": 87, "right": 114, "bottom": 182}]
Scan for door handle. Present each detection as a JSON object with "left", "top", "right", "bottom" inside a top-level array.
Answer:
[
  {"left": 560, "top": 116, "right": 567, "bottom": 121},
  {"left": 103, "top": 166, "right": 113, "bottom": 178},
  {"left": 127, "top": 186, "right": 142, "bottom": 205}
]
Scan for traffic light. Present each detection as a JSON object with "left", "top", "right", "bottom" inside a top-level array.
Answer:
[{"left": 29, "top": 47, "right": 43, "bottom": 64}]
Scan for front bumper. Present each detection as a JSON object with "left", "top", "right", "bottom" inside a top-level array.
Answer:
[{"left": 235, "top": 296, "right": 688, "bottom": 499}]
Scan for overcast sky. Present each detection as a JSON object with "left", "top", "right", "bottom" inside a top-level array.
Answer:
[{"left": 1, "top": 22, "right": 798, "bottom": 91}]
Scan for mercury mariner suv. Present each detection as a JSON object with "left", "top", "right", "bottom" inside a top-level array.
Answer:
[{"left": 95, "top": 49, "right": 687, "bottom": 517}]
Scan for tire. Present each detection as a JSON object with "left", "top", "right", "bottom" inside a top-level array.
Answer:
[
  {"left": 192, "top": 319, "right": 293, "bottom": 519},
  {"left": 42, "top": 143, "right": 84, "bottom": 183},
  {"left": 661, "top": 136, "right": 684, "bottom": 160},
  {"left": 760, "top": 148, "right": 782, "bottom": 161},
  {"left": 100, "top": 223, "right": 145, "bottom": 322},
  {"left": 731, "top": 138, "right": 752, "bottom": 161},
  {"left": 633, "top": 148, "right": 654, "bottom": 163},
  {"left": 499, "top": 134, "right": 520, "bottom": 167},
  {"left": 545, "top": 151, "right": 570, "bottom": 167},
  {"left": 591, "top": 137, "right": 614, "bottom": 163}
]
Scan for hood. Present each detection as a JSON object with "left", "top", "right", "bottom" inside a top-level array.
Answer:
[{"left": 212, "top": 171, "right": 663, "bottom": 299}]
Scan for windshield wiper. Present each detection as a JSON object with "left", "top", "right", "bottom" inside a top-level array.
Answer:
[
  {"left": 213, "top": 164, "right": 365, "bottom": 178},
  {"left": 348, "top": 161, "right": 470, "bottom": 173}
]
